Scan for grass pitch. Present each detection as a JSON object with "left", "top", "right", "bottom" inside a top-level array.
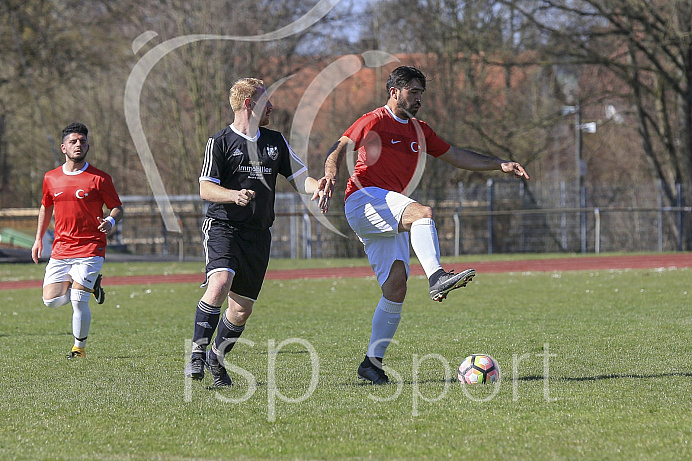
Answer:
[{"left": 0, "top": 259, "right": 690, "bottom": 460}]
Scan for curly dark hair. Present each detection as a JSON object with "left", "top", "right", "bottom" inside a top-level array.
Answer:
[
  {"left": 386, "top": 66, "right": 427, "bottom": 94},
  {"left": 62, "top": 122, "right": 88, "bottom": 140}
]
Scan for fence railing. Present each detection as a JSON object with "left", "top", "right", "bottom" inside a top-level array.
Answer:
[
  {"left": 1, "top": 190, "right": 689, "bottom": 260},
  {"left": 450, "top": 206, "right": 691, "bottom": 255}
]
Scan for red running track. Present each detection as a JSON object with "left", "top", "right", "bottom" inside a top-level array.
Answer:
[{"left": 2, "top": 253, "right": 690, "bottom": 291}]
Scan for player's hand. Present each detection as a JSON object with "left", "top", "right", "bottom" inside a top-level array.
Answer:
[
  {"left": 31, "top": 239, "right": 42, "bottom": 264},
  {"left": 233, "top": 189, "right": 255, "bottom": 206},
  {"left": 310, "top": 188, "right": 325, "bottom": 203},
  {"left": 501, "top": 162, "right": 530, "bottom": 180},
  {"left": 316, "top": 176, "right": 336, "bottom": 213},
  {"left": 97, "top": 216, "right": 114, "bottom": 234}
]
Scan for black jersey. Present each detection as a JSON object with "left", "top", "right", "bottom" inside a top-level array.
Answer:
[{"left": 199, "top": 124, "right": 307, "bottom": 229}]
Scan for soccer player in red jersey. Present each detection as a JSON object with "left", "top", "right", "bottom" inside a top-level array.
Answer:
[
  {"left": 31, "top": 122, "right": 123, "bottom": 359},
  {"left": 317, "top": 66, "right": 529, "bottom": 384}
]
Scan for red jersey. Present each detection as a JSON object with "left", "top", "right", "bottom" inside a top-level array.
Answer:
[
  {"left": 41, "top": 163, "right": 122, "bottom": 259},
  {"left": 343, "top": 106, "right": 451, "bottom": 200}
]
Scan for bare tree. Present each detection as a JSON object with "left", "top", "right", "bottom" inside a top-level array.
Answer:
[
  {"left": 0, "top": 0, "right": 357, "bottom": 204},
  {"left": 503, "top": 0, "right": 692, "bottom": 245},
  {"left": 356, "top": 1, "right": 549, "bottom": 202}
]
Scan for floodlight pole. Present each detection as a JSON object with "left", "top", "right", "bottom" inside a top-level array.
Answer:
[
  {"left": 575, "top": 103, "right": 587, "bottom": 253},
  {"left": 562, "top": 103, "right": 588, "bottom": 253}
]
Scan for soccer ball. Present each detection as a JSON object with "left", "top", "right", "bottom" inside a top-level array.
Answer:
[{"left": 458, "top": 354, "right": 499, "bottom": 384}]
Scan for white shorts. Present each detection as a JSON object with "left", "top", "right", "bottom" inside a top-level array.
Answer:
[
  {"left": 345, "top": 187, "right": 416, "bottom": 286},
  {"left": 43, "top": 256, "right": 104, "bottom": 290}
]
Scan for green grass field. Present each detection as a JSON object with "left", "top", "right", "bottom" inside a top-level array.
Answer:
[{"left": 0, "top": 259, "right": 690, "bottom": 460}]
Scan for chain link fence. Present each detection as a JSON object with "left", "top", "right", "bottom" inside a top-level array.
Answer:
[{"left": 1, "top": 181, "right": 689, "bottom": 260}]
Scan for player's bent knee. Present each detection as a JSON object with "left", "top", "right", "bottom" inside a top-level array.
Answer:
[
  {"left": 402, "top": 203, "right": 434, "bottom": 227},
  {"left": 203, "top": 271, "right": 234, "bottom": 301},
  {"left": 208, "top": 271, "right": 234, "bottom": 290},
  {"left": 43, "top": 294, "right": 70, "bottom": 308},
  {"left": 43, "top": 297, "right": 60, "bottom": 308}
]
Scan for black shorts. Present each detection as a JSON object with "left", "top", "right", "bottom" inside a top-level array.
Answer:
[{"left": 201, "top": 218, "right": 271, "bottom": 300}]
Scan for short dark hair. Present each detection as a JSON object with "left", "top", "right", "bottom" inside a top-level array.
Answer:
[
  {"left": 62, "top": 122, "right": 88, "bottom": 140},
  {"left": 386, "top": 66, "right": 427, "bottom": 94}
]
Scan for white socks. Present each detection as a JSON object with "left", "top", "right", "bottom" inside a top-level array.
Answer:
[
  {"left": 71, "top": 288, "right": 91, "bottom": 348},
  {"left": 410, "top": 218, "right": 443, "bottom": 278},
  {"left": 368, "top": 296, "right": 403, "bottom": 359}
]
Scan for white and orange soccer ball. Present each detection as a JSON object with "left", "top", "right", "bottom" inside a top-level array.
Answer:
[{"left": 458, "top": 354, "right": 500, "bottom": 384}]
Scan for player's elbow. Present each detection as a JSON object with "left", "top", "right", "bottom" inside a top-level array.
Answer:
[{"left": 199, "top": 181, "right": 213, "bottom": 201}]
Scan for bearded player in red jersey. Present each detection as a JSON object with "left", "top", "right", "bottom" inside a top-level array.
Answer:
[
  {"left": 31, "top": 122, "right": 123, "bottom": 359},
  {"left": 317, "top": 66, "right": 529, "bottom": 384}
]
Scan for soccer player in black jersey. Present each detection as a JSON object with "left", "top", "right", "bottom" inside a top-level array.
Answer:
[{"left": 185, "top": 78, "right": 320, "bottom": 387}]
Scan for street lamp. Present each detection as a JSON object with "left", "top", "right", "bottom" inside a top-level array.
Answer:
[{"left": 562, "top": 103, "right": 596, "bottom": 253}]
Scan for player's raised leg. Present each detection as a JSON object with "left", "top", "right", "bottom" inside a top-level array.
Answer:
[
  {"left": 41, "top": 259, "right": 73, "bottom": 308},
  {"left": 42, "top": 282, "right": 72, "bottom": 309},
  {"left": 403, "top": 202, "right": 475, "bottom": 302}
]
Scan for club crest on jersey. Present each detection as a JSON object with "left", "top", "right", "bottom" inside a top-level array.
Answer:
[{"left": 265, "top": 145, "right": 279, "bottom": 160}]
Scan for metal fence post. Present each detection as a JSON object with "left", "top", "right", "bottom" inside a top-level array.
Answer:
[
  {"left": 658, "top": 180, "right": 663, "bottom": 252},
  {"left": 677, "top": 183, "right": 683, "bottom": 251},
  {"left": 315, "top": 217, "right": 322, "bottom": 258},
  {"left": 487, "top": 178, "right": 494, "bottom": 255},
  {"left": 303, "top": 213, "right": 311, "bottom": 259},
  {"left": 453, "top": 213, "right": 460, "bottom": 257},
  {"left": 580, "top": 183, "right": 587, "bottom": 253},
  {"left": 560, "top": 181, "right": 567, "bottom": 250},
  {"left": 290, "top": 194, "right": 297, "bottom": 259},
  {"left": 457, "top": 181, "right": 464, "bottom": 256},
  {"left": 594, "top": 208, "right": 600, "bottom": 254},
  {"left": 162, "top": 217, "right": 168, "bottom": 256}
]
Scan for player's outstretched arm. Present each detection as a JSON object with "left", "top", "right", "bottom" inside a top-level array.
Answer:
[{"left": 439, "top": 146, "right": 529, "bottom": 180}]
